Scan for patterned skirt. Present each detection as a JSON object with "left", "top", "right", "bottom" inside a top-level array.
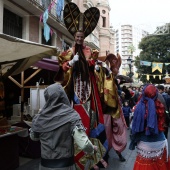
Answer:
[{"left": 133, "top": 140, "right": 170, "bottom": 170}]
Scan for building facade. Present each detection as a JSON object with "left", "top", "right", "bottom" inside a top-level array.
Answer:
[
  {"left": 0, "top": 0, "right": 114, "bottom": 59},
  {"left": 115, "top": 24, "right": 148, "bottom": 75}
]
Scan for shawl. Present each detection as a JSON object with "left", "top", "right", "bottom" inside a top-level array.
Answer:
[
  {"left": 132, "top": 84, "right": 159, "bottom": 135},
  {"left": 32, "top": 83, "right": 81, "bottom": 133}
]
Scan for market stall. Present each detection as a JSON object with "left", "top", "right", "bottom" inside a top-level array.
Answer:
[{"left": 0, "top": 33, "right": 60, "bottom": 169}]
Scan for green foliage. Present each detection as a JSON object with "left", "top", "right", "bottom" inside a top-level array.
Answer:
[
  {"left": 128, "top": 44, "right": 136, "bottom": 54},
  {"left": 135, "top": 34, "right": 170, "bottom": 83}
]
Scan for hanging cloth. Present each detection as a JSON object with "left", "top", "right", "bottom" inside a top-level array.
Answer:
[
  {"left": 43, "top": 9, "right": 50, "bottom": 42},
  {"left": 56, "top": 0, "right": 64, "bottom": 19}
]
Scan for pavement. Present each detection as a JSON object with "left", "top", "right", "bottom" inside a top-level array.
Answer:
[{"left": 16, "top": 128, "right": 170, "bottom": 170}]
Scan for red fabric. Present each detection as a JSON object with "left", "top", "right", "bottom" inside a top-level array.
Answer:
[
  {"left": 133, "top": 149, "right": 170, "bottom": 170},
  {"left": 90, "top": 72, "right": 104, "bottom": 124},
  {"left": 87, "top": 59, "right": 95, "bottom": 66},
  {"left": 74, "top": 104, "right": 90, "bottom": 135},
  {"left": 74, "top": 151, "right": 85, "bottom": 170}
]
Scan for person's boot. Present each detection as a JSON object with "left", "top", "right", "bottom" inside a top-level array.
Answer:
[
  {"left": 118, "top": 154, "right": 126, "bottom": 162},
  {"left": 116, "top": 151, "right": 126, "bottom": 162}
]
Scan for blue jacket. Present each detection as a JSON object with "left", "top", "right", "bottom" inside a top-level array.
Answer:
[{"left": 122, "top": 106, "right": 131, "bottom": 117}]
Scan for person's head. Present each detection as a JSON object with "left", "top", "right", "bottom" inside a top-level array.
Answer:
[
  {"left": 74, "top": 31, "right": 85, "bottom": 45},
  {"left": 157, "top": 84, "right": 164, "bottom": 94},
  {"left": 124, "top": 100, "right": 129, "bottom": 106},
  {"left": 132, "top": 84, "right": 165, "bottom": 135},
  {"left": 132, "top": 87, "right": 136, "bottom": 91},
  {"left": 122, "top": 85, "right": 126, "bottom": 90},
  {"left": 139, "top": 85, "right": 144, "bottom": 92},
  {"left": 144, "top": 84, "right": 158, "bottom": 99}
]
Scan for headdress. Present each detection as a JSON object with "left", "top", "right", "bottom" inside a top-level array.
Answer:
[
  {"left": 132, "top": 84, "right": 159, "bottom": 135},
  {"left": 63, "top": 2, "right": 100, "bottom": 37}
]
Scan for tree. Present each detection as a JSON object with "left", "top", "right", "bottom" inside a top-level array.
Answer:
[
  {"left": 134, "top": 34, "right": 170, "bottom": 84},
  {"left": 127, "top": 43, "right": 135, "bottom": 56}
]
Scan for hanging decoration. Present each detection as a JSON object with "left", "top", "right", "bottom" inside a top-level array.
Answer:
[
  {"left": 56, "top": 0, "right": 64, "bottom": 20},
  {"left": 140, "top": 60, "right": 151, "bottom": 66},
  {"left": 43, "top": 9, "right": 50, "bottom": 42},
  {"left": 152, "top": 62, "right": 163, "bottom": 73},
  {"left": 146, "top": 75, "right": 150, "bottom": 80},
  {"left": 40, "top": 0, "right": 56, "bottom": 42}
]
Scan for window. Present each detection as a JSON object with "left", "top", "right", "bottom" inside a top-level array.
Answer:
[
  {"left": 102, "top": 17, "right": 106, "bottom": 27},
  {"left": 3, "top": 8, "right": 22, "bottom": 38},
  {"left": 102, "top": 10, "right": 106, "bottom": 14},
  {"left": 42, "top": 29, "right": 52, "bottom": 46}
]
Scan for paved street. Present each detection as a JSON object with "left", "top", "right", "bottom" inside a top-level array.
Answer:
[
  {"left": 17, "top": 128, "right": 170, "bottom": 170},
  {"left": 101, "top": 129, "right": 137, "bottom": 170}
]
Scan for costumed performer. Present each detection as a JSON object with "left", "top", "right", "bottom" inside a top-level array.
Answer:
[
  {"left": 96, "top": 53, "right": 127, "bottom": 162},
  {"left": 57, "top": 2, "right": 110, "bottom": 170},
  {"left": 129, "top": 84, "right": 170, "bottom": 170}
]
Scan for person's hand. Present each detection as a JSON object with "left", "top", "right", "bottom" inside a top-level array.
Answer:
[
  {"left": 93, "top": 145, "right": 98, "bottom": 152},
  {"left": 68, "top": 53, "right": 79, "bottom": 66},
  {"left": 95, "top": 64, "right": 100, "bottom": 71}
]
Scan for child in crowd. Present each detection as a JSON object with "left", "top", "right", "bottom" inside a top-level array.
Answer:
[{"left": 122, "top": 100, "right": 131, "bottom": 129}]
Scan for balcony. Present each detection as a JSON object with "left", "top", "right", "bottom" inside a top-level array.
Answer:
[
  {"left": 85, "top": 33, "right": 99, "bottom": 49},
  {"left": 11, "top": 0, "right": 73, "bottom": 39}
]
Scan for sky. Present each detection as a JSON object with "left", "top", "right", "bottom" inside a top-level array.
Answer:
[{"left": 108, "top": 0, "right": 170, "bottom": 33}]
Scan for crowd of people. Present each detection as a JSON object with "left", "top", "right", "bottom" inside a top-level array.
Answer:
[{"left": 29, "top": 2, "right": 170, "bottom": 170}]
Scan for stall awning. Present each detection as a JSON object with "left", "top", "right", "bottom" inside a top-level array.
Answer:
[
  {"left": 33, "top": 58, "right": 59, "bottom": 72},
  {"left": 0, "top": 33, "right": 60, "bottom": 76}
]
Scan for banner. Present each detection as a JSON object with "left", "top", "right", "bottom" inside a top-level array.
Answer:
[
  {"left": 165, "top": 63, "right": 170, "bottom": 66},
  {"left": 146, "top": 75, "right": 150, "bottom": 80},
  {"left": 152, "top": 62, "right": 163, "bottom": 73},
  {"left": 140, "top": 60, "right": 151, "bottom": 66}
]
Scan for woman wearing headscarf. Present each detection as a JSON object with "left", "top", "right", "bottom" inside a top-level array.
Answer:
[
  {"left": 129, "top": 84, "right": 170, "bottom": 170},
  {"left": 30, "top": 83, "right": 98, "bottom": 170}
]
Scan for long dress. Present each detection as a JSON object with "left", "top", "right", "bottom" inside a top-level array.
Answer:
[{"left": 58, "top": 45, "right": 110, "bottom": 169}]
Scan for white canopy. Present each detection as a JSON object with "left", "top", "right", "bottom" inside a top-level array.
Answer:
[
  {"left": 0, "top": 33, "right": 60, "bottom": 75},
  {"left": 0, "top": 33, "right": 59, "bottom": 63}
]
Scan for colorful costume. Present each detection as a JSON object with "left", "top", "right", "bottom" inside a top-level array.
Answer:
[
  {"left": 102, "top": 54, "right": 127, "bottom": 158},
  {"left": 57, "top": 2, "right": 125, "bottom": 169},
  {"left": 129, "top": 84, "right": 170, "bottom": 170}
]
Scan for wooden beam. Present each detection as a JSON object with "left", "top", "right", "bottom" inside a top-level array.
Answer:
[
  {"left": 24, "top": 69, "right": 42, "bottom": 84},
  {"left": 8, "top": 76, "right": 22, "bottom": 88}
]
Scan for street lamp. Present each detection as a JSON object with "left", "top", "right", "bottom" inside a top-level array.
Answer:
[{"left": 127, "top": 56, "right": 134, "bottom": 78}]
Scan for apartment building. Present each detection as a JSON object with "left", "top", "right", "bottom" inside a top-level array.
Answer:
[
  {"left": 115, "top": 24, "right": 148, "bottom": 75},
  {"left": 0, "top": 0, "right": 114, "bottom": 59}
]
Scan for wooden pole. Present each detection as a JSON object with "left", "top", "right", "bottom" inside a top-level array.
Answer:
[
  {"left": 8, "top": 69, "right": 43, "bottom": 122},
  {"left": 21, "top": 71, "right": 24, "bottom": 122}
]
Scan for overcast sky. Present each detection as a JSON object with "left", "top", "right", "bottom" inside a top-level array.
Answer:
[{"left": 108, "top": 0, "right": 170, "bottom": 33}]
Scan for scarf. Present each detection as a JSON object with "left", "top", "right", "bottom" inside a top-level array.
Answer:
[{"left": 132, "top": 84, "right": 159, "bottom": 135}]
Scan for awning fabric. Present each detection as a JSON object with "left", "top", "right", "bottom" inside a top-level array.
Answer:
[
  {"left": 33, "top": 58, "right": 59, "bottom": 72},
  {"left": 0, "top": 33, "right": 60, "bottom": 76},
  {"left": 0, "top": 33, "right": 59, "bottom": 63}
]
